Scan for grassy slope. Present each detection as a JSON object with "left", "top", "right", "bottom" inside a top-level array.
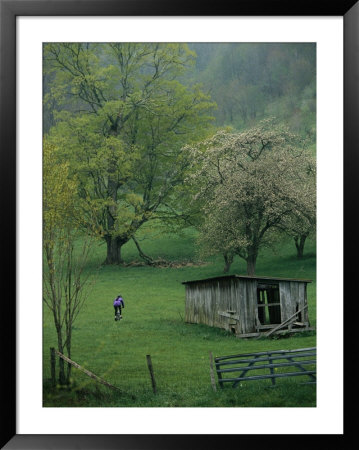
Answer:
[{"left": 43, "top": 229, "right": 316, "bottom": 407}]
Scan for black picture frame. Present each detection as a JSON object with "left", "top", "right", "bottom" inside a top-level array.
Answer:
[{"left": 1, "top": 0, "right": 356, "bottom": 448}]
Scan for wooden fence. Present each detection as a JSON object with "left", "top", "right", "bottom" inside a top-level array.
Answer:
[
  {"left": 51, "top": 348, "right": 156, "bottom": 396},
  {"left": 50, "top": 348, "right": 122, "bottom": 392},
  {"left": 213, "top": 347, "right": 316, "bottom": 388}
]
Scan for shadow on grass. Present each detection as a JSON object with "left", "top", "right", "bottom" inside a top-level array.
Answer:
[
  {"left": 278, "top": 252, "right": 316, "bottom": 262},
  {"left": 43, "top": 377, "right": 316, "bottom": 408},
  {"left": 43, "top": 378, "right": 136, "bottom": 407}
]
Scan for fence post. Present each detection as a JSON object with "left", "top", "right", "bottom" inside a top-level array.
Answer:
[
  {"left": 50, "top": 347, "right": 56, "bottom": 387},
  {"left": 146, "top": 355, "right": 157, "bottom": 394},
  {"left": 209, "top": 351, "right": 217, "bottom": 392},
  {"left": 267, "top": 352, "right": 276, "bottom": 386}
]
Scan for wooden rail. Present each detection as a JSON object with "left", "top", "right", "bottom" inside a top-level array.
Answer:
[
  {"left": 261, "top": 305, "right": 308, "bottom": 337},
  {"left": 214, "top": 347, "right": 316, "bottom": 388},
  {"left": 50, "top": 348, "right": 123, "bottom": 392}
]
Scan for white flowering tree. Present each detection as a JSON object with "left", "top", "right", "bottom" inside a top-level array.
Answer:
[
  {"left": 281, "top": 187, "right": 316, "bottom": 259},
  {"left": 185, "top": 119, "right": 316, "bottom": 275}
]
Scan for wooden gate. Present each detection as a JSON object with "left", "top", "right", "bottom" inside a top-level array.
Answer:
[{"left": 214, "top": 347, "right": 316, "bottom": 388}]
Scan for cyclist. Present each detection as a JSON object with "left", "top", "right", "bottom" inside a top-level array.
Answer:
[{"left": 113, "top": 294, "right": 125, "bottom": 320}]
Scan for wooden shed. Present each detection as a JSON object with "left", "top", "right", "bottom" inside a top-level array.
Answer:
[{"left": 182, "top": 275, "right": 313, "bottom": 337}]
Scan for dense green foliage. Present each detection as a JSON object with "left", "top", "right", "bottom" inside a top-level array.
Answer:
[
  {"left": 44, "top": 43, "right": 215, "bottom": 264},
  {"left": 44, "top": 42, "right": 316, "bottom": 138},
  {"left": 43, "top": 43, "right": 316, "bottom": 265}
]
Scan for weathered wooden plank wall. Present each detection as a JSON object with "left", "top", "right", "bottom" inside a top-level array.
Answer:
[
  {"left": 186, "top": 278, "right": 259, "bottom": 334},
  {"left": 185, "top": 278, "right": 239, "bottom": 330},
  {"left": 279, "top": 281, "right": 293, "bottom": 321},
  {"left": 297, "top": 282, "right": 309, "bottom": 324},
  {"left": 280, "top": 281, "right": 309, "bottom": 324},
  {"left": 238, "top": 279, "right": 257, "bottom": 334},
  {"left": 185, "top": 276, "right": 310, "bottom": 335}
]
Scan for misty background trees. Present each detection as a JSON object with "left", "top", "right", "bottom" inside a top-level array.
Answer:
[
  {"left": 43, "top": 42, "right": 316, "bottom": 271},
  {"left": 188, "top": 43, "right": 316, "bottom": 139}
]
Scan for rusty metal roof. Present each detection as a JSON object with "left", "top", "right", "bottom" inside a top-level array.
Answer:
[{"left": 182, "top": 274, "right": 312, "bottom": 285}]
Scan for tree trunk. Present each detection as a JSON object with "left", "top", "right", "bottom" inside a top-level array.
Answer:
[
  {"left": 246, "top": 252, "right": 257, "bottom": 276},
  {"left": 132, "top": 236, "right": 155, "bottom": 265},
  {"left": 66, "top": 357, "right": 72, "bottom": 384},
  {"left": 223, "top": 252, "right": 234, "bottom": 273},
  {"left": 294, "top": 233, "right": 308, "bottom": 259},
  {"left": 104, "top": 236, "right": 126, "bottom": 265},
  {"left": 65, "top": 337, "right": 72, "bottom": 384},
  {"left": 58, "top": 357, "right": 66, "bottom": 385},
  {"left": 57, "top": 336, "right": 67, "bottom": 385}
]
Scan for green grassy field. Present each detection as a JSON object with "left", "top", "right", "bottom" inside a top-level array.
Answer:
[{"left": 43, "top": 228, "right": 316, "bottom": 407}]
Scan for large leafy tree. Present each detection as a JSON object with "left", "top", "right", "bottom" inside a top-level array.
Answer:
[
  {"left": 44, "top": 43, "right": 215, "bottom": 264},
  {"left": 185, "top": 119, "right": 316, "bottom": 275}
]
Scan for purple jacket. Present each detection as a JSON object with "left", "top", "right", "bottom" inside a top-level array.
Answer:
[{"left": 113, "top": 297, "right": 124, "bottom": 307}]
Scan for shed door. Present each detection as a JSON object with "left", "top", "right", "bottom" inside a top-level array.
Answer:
[{"left": 257, "top": 284, "right": 281, "bottom": 325}]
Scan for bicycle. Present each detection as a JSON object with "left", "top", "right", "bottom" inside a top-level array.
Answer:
[{"left": 114, "top": 306, "right": 123, "bottom": 321}]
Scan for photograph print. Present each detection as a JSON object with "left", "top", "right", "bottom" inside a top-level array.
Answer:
[{"left": 42, "top": 42, "right": 317, "bottom": 408}]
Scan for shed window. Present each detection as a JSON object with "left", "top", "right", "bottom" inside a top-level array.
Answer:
[{"left": 257, "top": 284, "right": 281, "bottom": 325}]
